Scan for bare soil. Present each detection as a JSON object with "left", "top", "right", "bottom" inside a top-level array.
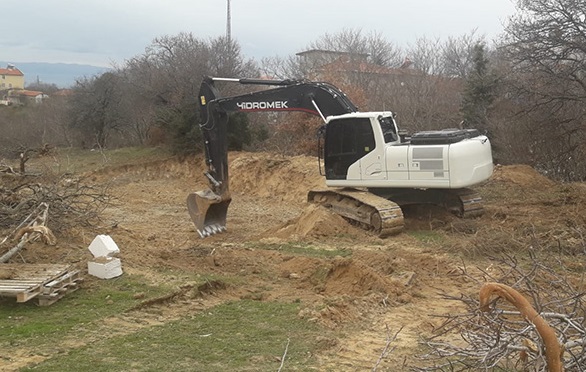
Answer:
[{"left": 3, "top": 151, "right": 585, "bottom": 371}]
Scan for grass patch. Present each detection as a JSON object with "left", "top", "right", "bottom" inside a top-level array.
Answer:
[
  {"left": 0, "top": 274, "right": 171, "bottom": 347},
  {"left": 31, "top": 146, "right": 173, "bottom": 175},
  {"left": 407, "top": 230, "right": 446, "bottom": 245},
  {"left": 22, "top": 300, "right": 328, "bottom": 372},
  {"left": 251, "top": 242, "right": 352, "bottom": 258}
]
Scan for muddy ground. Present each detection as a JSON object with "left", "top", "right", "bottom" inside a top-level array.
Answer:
[{"left": 3, "top": 151, "right": 585, "bottom": 370}]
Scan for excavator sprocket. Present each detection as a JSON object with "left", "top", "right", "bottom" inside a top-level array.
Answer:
[
  {"left": 307, "top": 189, "right": 404, "bottom": 238},
  {"left": 445, "top": 188, "right": 484, "bottom": 218}
]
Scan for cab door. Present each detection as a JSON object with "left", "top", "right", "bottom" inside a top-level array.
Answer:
[
  {"left": 359, "top": 118, "right": 386, "bottom": 181},
  {"left": 324, "top": 117, "right": 381, "bottom": 180}
]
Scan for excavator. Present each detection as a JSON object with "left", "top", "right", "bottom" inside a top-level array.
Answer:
[{"left": 188, "top": 76, "right": 493, "bottom": 238}]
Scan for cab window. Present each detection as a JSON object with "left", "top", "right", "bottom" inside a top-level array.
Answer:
[
  {"left": 324, "top": 117, "right": 374, "bottom": 179},
  {"left": 379, "top": 116, "right": 398, "bottom": 143}
]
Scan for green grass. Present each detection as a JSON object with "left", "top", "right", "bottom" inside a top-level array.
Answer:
[
  {"left": 32, "top": 146, "right": 174, "bottom": 175},
  {"left": 251, "top": 241, "right": 352, "bottom": 258},
  {"left": 407, "top": 230, "right": 446, "bottom": 245},
  {"left": 21, "top": 300, "right": 327, "bottom": 372},
  {"left": 0, "top": 274, "right": 171, "bottom": 347},
  {"left": 1, "top": 273, "right": 334, "bottom": 371}
]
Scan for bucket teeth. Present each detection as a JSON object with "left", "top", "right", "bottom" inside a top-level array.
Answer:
[{"left": 197, "top": 224, "right": 226, "bottom": 238}]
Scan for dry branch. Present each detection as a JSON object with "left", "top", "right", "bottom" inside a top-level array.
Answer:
[
  {"left": 0, "top": 202, "right": 56, "bottom": 263},
  {"left": 372, "top": 324, "right": 403, "bottom": 371},
  {"left": 277, "top": 338, "right": 290, "bottom": 372},
  {"left": 1, "top": 173, "right": 113, "bottom": 232},
  {"left": 416, "top": 253, "right": 586, "bottom": 371},
  {"left": 479, "top": 282, "right": 563, "bottom": 372}
]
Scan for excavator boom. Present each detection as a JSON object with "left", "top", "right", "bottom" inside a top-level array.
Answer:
[{"left": 188, "top": 76, "right": 357, "bottom": 237}]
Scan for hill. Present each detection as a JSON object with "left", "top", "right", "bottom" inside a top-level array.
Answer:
[{"left": 0, "top": 61, "right": 111, "bottom": 88}]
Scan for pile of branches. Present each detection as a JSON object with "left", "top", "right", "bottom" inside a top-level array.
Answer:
[
  {"left": 416, "top": 252, "right": 586, "bottom": 371},
  {"left": 0, "top": 172, "right": 113, "bottom": 233}
]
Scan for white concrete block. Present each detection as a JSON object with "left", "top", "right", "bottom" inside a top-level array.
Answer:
[
  {"left": 88, "top": 257, "right": 123, "bottom": 279},
  {"left": 88, "top": 235, "right": 120, "bottom": 258}
]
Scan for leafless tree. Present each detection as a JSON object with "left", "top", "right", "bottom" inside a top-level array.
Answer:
[
  {"left": 63, "top": 33, "right": 259, "bottom": 152},
  {"left": 308, "top": 28, "right": 403, "bottom": 68},
  {"left": 261, "top": 29, "right": 403, "bottom": 81},
  {"left": 406, "top": 37, "right": 445, "bottom": 76},
  {"left": 441, "top": 30, "right": 489, "bottom": 79},
  {"left": 259, "top": 55, "right": 305, "bottom": 81},
  {"left": 500, "top": 0, "right": 586, "bottom": 180},
  {"left": 69, "top": 72, "right": 125, "bottom": 148}
]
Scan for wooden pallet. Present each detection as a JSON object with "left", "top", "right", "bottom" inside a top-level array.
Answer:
[{"left": 0, "top": 264, "right": 83, "bottom": 306}]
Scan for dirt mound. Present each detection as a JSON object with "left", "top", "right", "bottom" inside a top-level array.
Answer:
[
  {"left": 265, "top": 204, "right": 362, "bottom": 240},
  {"left": 280, "top": 255, "right": 404, "bottom": 298},
  {"left": 283, "top": 256, "right": 409, "bottom": 328},
  {"left": 323, "top": 258, "right": 404, "bottom": 297},
  {"left": 491, "top": 164, "right": 556, "bottom": 189},
  {"left": 229, "top": 152, "right": 325, "bottom": 203}
]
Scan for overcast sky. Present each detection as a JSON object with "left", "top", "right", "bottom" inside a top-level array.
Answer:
[{"left": 1, "top": 0, "right": 517, "bottom": 67}]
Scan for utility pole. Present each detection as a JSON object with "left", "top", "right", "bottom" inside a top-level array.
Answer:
[{"left": 226, "top": 0, "right": 231, "bottom": 42}]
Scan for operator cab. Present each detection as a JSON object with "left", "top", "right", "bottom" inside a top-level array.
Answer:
[{"left": 321, "top": 112, "right": 398, "bottom": 180}]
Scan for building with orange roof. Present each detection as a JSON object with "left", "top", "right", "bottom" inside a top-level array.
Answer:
[{"left": 0, "top": 64, "right": 25, "bottom": 90}]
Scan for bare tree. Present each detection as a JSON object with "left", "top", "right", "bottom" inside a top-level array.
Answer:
[
  {"left": 307, "top": 28, "right": 403, "bottom": 68},
  {"left": 406, "top": 37, "right": 445, "bottom": 75},
  {"left": 441, "top": 30, "right": 488, "bottom": 78},
  {"left": 69, "top": 72, "right": 124, "bottom": 148},
  {"left": 500, "top": 0, "right": 586, "bottom": 180},
  {"left": 120, "top": 33, "right": 259, "bottom": 153},
  {"left": 261, "top": 29, "right": 403, "bottom": 82},
  {"left": 260, "top": 55, "right": 305, "bottom": 80}
]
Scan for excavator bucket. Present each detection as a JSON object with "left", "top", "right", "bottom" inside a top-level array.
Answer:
[{"left": 187, "top": 190, "right": 232, "bottom": 238}]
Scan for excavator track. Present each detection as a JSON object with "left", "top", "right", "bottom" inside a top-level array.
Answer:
[
  {"left": 370, "top": 187, "right": 484, "bottom": 219},
  {"left": 307, "top": 189, "right": 404, "bottom": 238},
  {"left": 448, "top": 188, "right": 484, "bottom": 218}
]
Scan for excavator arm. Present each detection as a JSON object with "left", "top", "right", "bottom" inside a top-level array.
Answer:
[{"left": 188, "top": 76, "right": 357, "bottom": 237}]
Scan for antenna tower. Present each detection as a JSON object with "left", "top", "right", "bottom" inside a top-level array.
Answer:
[{"left": 226, "top": 0, "right": 231, "bottom": 42}]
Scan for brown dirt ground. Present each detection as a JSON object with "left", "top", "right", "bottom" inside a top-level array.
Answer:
[{"left": 2, "top": 152, "right": 585, "bottom": 371}]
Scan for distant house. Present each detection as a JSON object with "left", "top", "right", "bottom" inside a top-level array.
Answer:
[
  {"left": 1, "top": 89, "right": 48, "bottom": 106},
  {"left": 17, "top": 90, "right": 48, "bottom": 104},
  {"left": 295, "top": 49, "right": 425, "bottom": 93},
  {"left": 0, "top": 64, "right": 25, "bottom": 90},
  {"left": 296, "top": 49, "right": 370, "bottom": 67}
]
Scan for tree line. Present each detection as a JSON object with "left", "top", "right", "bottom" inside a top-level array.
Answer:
[{"left": 1, "top": 0, "right": 585, "bottom": 181}]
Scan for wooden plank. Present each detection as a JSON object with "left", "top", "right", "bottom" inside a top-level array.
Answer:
[
  {"left": 43, "top": 270, "right": 82, "bottom": 289},
  {"left": 0, "top": 287, "right": 40, "bottom": 292},
  {"left": 37, "top": 284, "right": 81, "bottom": 306},
  {"left": 0, "top": 264, "right": 70, "bottom": 278},
  {"left": 0, "top": 280, "right": 50, "bottom": 285},
  {"left": 0, "top": 284, "right": 43, "bottom": 291},
  {"left": 0, "top": 284, "right": 38, "bottom": 288},
  {"left": 16, "top": 285, "right": 42, "bottom": 302},
  {"left": 0, "top": 264, "right": 82, "bottom": 305}
]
